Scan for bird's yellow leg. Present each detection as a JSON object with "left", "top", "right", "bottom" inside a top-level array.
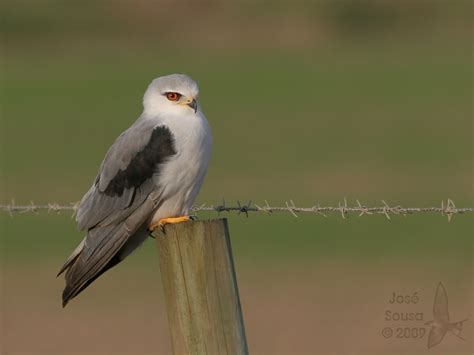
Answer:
[{"left": 149, "top": 216, "right": 190, "bottom": 232}]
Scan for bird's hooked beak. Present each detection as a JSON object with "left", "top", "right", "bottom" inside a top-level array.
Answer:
[{"left": 185, "top": 98, "right": 197, "bottom": 113}]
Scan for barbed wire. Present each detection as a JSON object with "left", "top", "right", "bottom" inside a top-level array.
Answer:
[{"left": 0, "top": 199, "right": 472, "bottom": 221}]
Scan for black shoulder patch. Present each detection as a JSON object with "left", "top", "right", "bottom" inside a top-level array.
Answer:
[{"left": 103, "top": 126, "right": 176, "bottom": 196}]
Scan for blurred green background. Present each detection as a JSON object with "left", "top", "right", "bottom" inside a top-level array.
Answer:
[{"left": 1, "top": 1, "right": 472, "bottom": 354}]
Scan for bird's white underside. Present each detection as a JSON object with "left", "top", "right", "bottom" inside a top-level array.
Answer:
[{"left": 148, "top": 107, "right": 212, "bottom": 225}]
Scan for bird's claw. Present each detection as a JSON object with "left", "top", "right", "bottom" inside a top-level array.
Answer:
[{"left": 148, "top": 216, "right": 190, "bottom": 235}]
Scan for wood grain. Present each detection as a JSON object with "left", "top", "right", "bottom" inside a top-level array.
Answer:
[{"left": 154, "top": 218, "right": 248, "bottom": 355}]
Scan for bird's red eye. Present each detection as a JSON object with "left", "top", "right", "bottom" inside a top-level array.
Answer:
[{"left": 165, "top": 92, "right": 181, "bottom": 101}]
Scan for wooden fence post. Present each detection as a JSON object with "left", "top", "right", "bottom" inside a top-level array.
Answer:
[{"left": 154, "top": 218, "right": 249, "bottom": 355}]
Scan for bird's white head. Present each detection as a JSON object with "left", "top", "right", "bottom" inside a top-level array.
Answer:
[{"left": 143, "top": 74, "right": 200, "bottom": 117}]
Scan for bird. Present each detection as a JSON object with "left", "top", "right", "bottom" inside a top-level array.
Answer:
[
  {"left": 425, "top": 282, "right": 468, "bottom": 348},
  {"left": 58, "top": 74, "right": 212, "bottom": 307}
]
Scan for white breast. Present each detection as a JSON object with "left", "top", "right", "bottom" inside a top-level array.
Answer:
[{"left": 150, "top": 109, "right": 212, "bottom": 223}]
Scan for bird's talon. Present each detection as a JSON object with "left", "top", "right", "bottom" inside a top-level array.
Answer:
[{"left": 148, "top": 216, "right": 190, "bottom": 233}]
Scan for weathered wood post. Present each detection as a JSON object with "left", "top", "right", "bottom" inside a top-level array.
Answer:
[{"left": 154, "top": 218, "right": 248, "bottom": 355}]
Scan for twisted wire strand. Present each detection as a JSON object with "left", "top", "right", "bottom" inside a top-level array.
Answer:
[{"left": 0, "top": 199, "right": 472, "bottom": 221}]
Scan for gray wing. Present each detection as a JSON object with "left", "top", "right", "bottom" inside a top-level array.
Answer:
[
  {"left": 76, "top": 118, "right": 175, "bottom": 230},
  {"left": 60, "top": 118, "right": 177, "bottom": 306}
]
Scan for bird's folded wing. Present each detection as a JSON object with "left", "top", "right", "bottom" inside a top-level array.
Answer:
[
  {"left": 62, "top": 117, "right": 177, "bottom": 305},
  {"left": 76, "top": 118, "right": 176, "bottom": 230}
]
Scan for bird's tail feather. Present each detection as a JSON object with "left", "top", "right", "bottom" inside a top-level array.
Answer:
[
  {"left": 60, "top": 197, "right": 156, "bottom": 307},
  {"left": 57, "top": 239, "right": 85, "bottom": 277},
  {"left": 61, "top": 223, "right": 131, "bottom": 307}
]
